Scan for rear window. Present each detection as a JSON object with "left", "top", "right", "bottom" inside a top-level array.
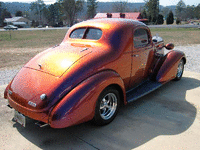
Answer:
[{"left": 70, "top": 28, "right": 102, "bottom": 40}]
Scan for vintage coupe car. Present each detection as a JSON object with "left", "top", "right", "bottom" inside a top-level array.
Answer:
[{"left": 4, "top": 19, "right": 186, "bottom": 128}]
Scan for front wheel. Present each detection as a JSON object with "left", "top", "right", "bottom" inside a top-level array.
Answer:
[
  {"left": 93, "top": 87, "right": 120, "bottom": 126},
  {"left": 174, "top": 59, "right": 184, "bottom": 81}
]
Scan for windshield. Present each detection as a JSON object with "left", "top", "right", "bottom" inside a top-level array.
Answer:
[{"left": 70, "top": 28, "right": 102, "bottom": 40}]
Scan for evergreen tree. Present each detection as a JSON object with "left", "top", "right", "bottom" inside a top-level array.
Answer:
[
  {"left": 141, "top": 9, "right": 147, "bottom": 19},
  {"left": 166, "top": 10, "right": 174, "bottom": 25},
  {"left": 157, "top": 14, "right": 164, "bottom": 24},
  {"left": 145, "top": 0, "right": 159, "bottom": 24},
  {"left": 15, "top": 11, "right": 23, "bottom": 17}
]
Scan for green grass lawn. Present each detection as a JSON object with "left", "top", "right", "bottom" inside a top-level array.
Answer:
[
  {"left": 0, "top": 29, "right": 67, "bottom": 50},
  {"left": 0, "top": 27, "right": 199, "bottom": 68},
  {"left": 150, "top": 28, "right": 200, "bottom": 46},
  {"left": 0, "top": 28, "right": 199, "bottom": 50}
]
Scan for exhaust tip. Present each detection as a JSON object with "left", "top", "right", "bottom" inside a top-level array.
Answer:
[
  {"left": 35, "top": 121, "right": 49, "bottom": 128},
  {"left": 7, "top": 104, "right": 13, "bottom": 109}
]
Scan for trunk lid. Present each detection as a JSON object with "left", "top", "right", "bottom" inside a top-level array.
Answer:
[{"left": 24, "top": 44, "right": 92, "bottom": 77}]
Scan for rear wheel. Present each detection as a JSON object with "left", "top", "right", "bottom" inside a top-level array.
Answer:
[
  {"left": 93, "top": 87, "right": 120, "bottom": 126},
  {"left": 174, "top": 59, "right": 184, "bottom": 81}
]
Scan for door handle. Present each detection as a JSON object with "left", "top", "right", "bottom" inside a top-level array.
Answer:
[{"left": 132, "top": 54, "right": 139, "bottom": 57}]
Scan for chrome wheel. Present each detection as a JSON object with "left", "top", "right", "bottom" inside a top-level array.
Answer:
[
  {"left": 174, "top": 59, "right": 184, "bottom": 81},
  {"left": 93, "top": 87, "right": 120, "bottom": 125},
  {"left": 177, "top": 60, "right": 184, "bottom": 78},
  {"left": 100, "top": 93, "right": 118, "bottom": 120}
]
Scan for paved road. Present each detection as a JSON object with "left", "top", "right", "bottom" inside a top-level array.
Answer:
[
  {"left": 148, "top": 24, "right": 200, "bottom": 28},
  {"left": 0, "top": 27, "right": 68, "bottom": 32},
  {"left": 0, "top": 24, "right": 199, "bottom": 32},
  {"left": 0, "top": 71, "right": 200, "bottom": 150},
  {"left": 1, "top": 44, "right": 200, "bottom": 149}
]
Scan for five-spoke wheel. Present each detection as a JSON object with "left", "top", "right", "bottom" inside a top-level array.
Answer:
[
  {"left": 174, "top": 59, "right": 184, "bottom": 81},
  {"left": 93, "top": 87, "right": 120, "bottom": 125}
]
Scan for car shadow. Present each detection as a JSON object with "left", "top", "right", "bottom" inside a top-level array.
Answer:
[{"left": 13, "top": 76, "right": 199, "bottom": 150}]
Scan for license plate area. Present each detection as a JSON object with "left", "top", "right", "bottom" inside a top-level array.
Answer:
[{"left": 14, "top": 110, "right": 26, "bottom": 127}]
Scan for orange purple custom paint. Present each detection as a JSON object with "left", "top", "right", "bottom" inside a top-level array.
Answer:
[{"left": 4, "top": 19, "right": 186, "bottom": 128}]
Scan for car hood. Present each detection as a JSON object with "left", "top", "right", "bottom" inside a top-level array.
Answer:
[{"left": 24, "top": 44, "right": 92, "bottom": 77}]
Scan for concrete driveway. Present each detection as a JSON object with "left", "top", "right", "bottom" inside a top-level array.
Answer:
[{"left": 0, "top": 71, "right": 200, "bottom": 150}]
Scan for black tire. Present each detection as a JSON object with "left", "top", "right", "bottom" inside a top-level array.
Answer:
[
  {"left": 173, "top": 59, "right": 184, "bottom": 81},
  {"left": 92, "top": 87, "right": 120, "bottom": 126}
]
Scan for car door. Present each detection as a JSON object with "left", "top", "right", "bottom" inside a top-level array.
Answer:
[{"left": 129, "top": 27, "right": 153, "bottom": 89}]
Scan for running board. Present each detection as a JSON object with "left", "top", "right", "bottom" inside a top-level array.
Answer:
[{"left": 126, "top": 80, "right": 163, "bottom": 103}]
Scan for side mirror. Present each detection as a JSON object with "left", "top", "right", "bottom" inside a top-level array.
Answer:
[{"left": 165, "top": 43, "right": 174, "bottom": 50}]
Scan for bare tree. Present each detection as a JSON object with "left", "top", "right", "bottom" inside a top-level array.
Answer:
[
  {"left": 30, "top": 0, "right": 45, "bottom": 25},
  {"left": 59, "top": 0, "right": 84, "bottom": 26},
  {"left": 112, "top": 1, "right": 128, "bottom": 13},
  {"left": 175, "top": 0, "right": 186, "bottom": 20},
  {"left": 87, "top": 0, "right": 98, "bottom": 19}
]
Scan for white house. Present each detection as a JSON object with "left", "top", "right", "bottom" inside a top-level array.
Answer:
[{"left": 4, "top": 17, "right": 31, "bottom": 28}]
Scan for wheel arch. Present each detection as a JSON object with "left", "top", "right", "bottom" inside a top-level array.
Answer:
[
  {"left": 156, "top": 50, "right": 186, "bottom": 82},
  {"left": 182, "top": 56, "right": 186, "bottom": 64},
  {"left": 106, "top": 84, "right": 126, "bottom": 106},
  {"left": 49, "top": 70, "right": 126, "bottom": 128}
]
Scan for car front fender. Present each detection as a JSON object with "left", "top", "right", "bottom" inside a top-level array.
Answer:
[
  {"left": 48, "top": 70, "right": 125, "bottom": 128},
  {"left": 156, "top": 50, "right": 186, "bottom": 82}
]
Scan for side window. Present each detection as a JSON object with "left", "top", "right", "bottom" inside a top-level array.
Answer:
[
  {"left": 85, "top": 28, "right": 102, "bottom": 40},
  {"left": 70, "top": 28, "right": 85, "bottom": 39},
  {"left": 70, "top": 28, "right": 102, "bottom": 40},
  {"left": 133, "top": 28, "right": 149, "bottom": 48}
]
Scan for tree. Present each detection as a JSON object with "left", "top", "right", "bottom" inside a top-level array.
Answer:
[
  {"left": 157, "top": 14, "right": 164, "bottom": 24},
  {"left": 175, "top": 0, "right": 186, "bottom": 20},
  {"left": 141, "top": 9, "right": 147, "bottom": 19},
  {"left": 23, "top": 11, "right": 30, "bottom": 19},
  {"left": 87, "top": 0, "right": 98, "bottom": 19},
  {"left": 185, "top": 5, "right": 195, "bottom": 19},
  {"left": 166, "top": 10, "right": 174, "bottom": 25},
  {"left": 15, "top": 11, "right": 23, "bottom": 17},
  {"left": 194, "top": 4, "right": 200, "bottom": 19},
  {"left": 1, "top": 9, "right": 12, "bottom": 19},
  {"left": 30, "top": 0, "right": 46, "bottom": 25},
  {"left": 59, "top": 0, "right": 84, "bottom": 26},
  {"left": 0, "top": 2, "right": 3, "bottom": 26},
  {"left": 160, "top": 7, "right": 169, "bottom": 19},
  {"left": 145, "top": 0, "right": 159, "bottom": 24},
  {"left": 45, "top": 3, "right": 63, "bottom": 26},
  {"left": 133, "top": 8, "right": 138, "bottom": 12},
  {"left": 176, "top": 18, "right": 181, "bottom": 24},
  {"left": 0, "top": 2, "right": 12, "bottom": 26},
  {"left": 112, "top": 1, "right": 127, "bottom": 13}
]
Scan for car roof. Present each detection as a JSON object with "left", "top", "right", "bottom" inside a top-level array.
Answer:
[{"left": 71, "top": 18, "right": 147, "bottom": 30}]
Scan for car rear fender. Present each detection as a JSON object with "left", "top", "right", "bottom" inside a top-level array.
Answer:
[
  {"left": 156, "top": 50, "right": 186, "bottom": 82},
  {"left": 48, "top": 70, "right": 125, "bottom": 128}
]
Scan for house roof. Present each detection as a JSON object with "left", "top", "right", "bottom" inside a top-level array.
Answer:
[
  {"left": 4, "top": 17, "right": 23, "bottom": 23},
  {"left": 94, "top": 12, "right": 148, "bottom": 22}
]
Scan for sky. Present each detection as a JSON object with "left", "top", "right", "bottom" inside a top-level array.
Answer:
[{"left": 0, "top": 0, "right": 199, "bottom": 6}]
